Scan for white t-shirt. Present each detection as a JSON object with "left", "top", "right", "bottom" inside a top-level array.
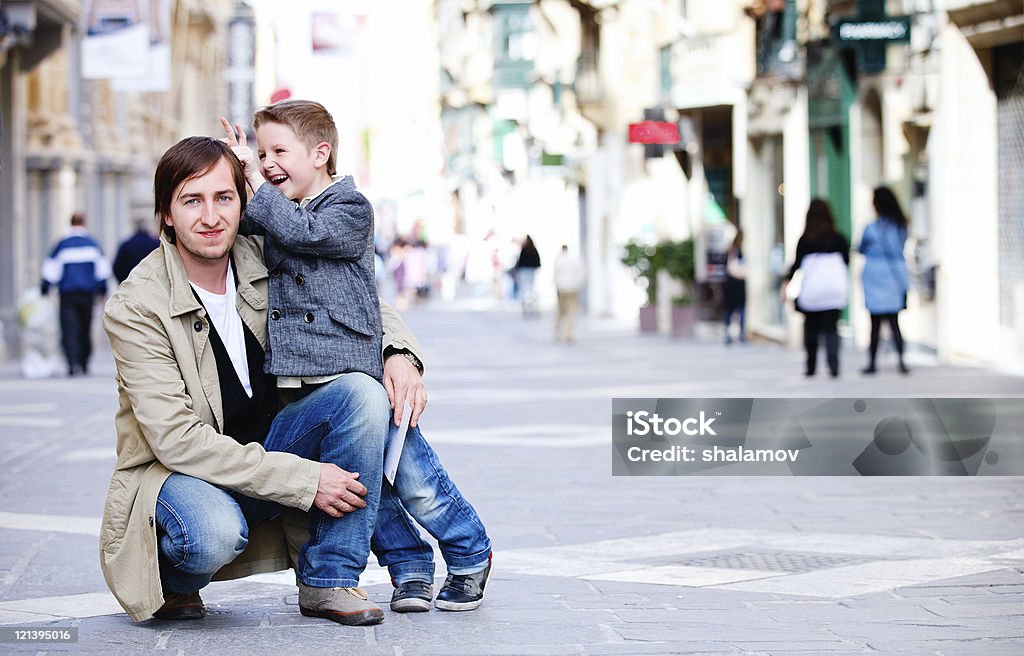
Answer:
[{"left": 190, "top": 260, "right": 252, "bottom": 397}]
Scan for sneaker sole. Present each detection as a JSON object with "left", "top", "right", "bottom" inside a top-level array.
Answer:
[
  {"left": 434, "top": 598, "right": 484, "bottom": 612},
  {"left": 390, "top": 597, "right": 432, "bottom": 613},
  {"left": 300, "top": 606, "right": 384, "bottom": 626}
]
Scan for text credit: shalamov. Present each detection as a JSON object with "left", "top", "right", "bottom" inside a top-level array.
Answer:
[{"left": 612, "top": 398, "right": 1024, "bottom": 476}]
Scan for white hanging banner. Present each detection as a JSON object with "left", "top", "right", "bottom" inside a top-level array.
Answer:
[
  {"left": 82, "top": 0, "right": 149, "bottom": 80},
  {"left": 112, "top": 0, "right": 173, "bottom": 91}
]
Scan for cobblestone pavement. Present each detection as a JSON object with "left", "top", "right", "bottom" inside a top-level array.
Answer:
[{"left": 0, "top": 304, "right": 1021, "bottom": 655}]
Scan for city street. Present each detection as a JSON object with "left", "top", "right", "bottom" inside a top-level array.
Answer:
[{"left": 0, "top": 305, "right": 1022, "bottom": 655}]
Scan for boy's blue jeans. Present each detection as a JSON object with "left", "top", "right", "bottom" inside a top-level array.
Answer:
[
  {"left": 371, "top": 424, "right": 492, "bottom": 585},
  {"left": 155, "top": 373, "right": 389, "bottom": 593}
]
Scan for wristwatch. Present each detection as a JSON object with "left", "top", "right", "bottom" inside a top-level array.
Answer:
[{"left": 385, "top": 347, "right": 423, "bottom": 374}]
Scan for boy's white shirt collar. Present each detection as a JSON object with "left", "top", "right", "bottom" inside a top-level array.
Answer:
[{"left": 298, "top": 175, "right": 345, "bottom": 208}]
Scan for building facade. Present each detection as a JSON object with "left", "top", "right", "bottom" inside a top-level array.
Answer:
[{"left": 0, "top": 0, "right": 239, "bottom": 359}]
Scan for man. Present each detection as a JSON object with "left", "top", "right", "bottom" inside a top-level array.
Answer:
[
  {"left": 553, "top": 244, "right": 585, "bottom": 343},
  {"left": 101, "top": 137, "right": 427, "bottom": 625},
  {"left": 112, "top": 218, "right": 160, "bottom": 283},
  {"left": 41, "top": 212, "right": 111, "bottom": 376}
]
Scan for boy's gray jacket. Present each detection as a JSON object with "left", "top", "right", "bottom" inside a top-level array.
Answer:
[
  {"left": 242, "top": 177, "right": 383, "bottom": 379},
  {"left": 101, "top": 234, "right": 423, "bottom": 622}
]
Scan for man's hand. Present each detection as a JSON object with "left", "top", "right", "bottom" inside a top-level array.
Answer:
[
  {"left": 313, "top": 463, "right": 368, "bottom": 518},
  {"left": 219, "top": 117, "right": 264, "bottom": 193},
  {"left": 383, "top": 354, "right": 427, "bottom": 428}
]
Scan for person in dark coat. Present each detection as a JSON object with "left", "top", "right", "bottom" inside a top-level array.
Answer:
[
  {"left": 723, "top": 230, "right": 747, "bottom": 344},
  {"left": 515, "top": 235, "right": 541, "bottom": 316},
  {"left": 781, "top": 200, "right": 850, "bottom": 378},
  {"left": 113, "top": 219, "right": 161, "bottom": 283}
]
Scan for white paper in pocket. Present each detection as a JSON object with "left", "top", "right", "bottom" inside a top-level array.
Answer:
[{"left": 384, "top": 402, "right": 412, "bottom": 485}]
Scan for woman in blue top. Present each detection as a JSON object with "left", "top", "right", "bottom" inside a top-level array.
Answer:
[{"left": 859, "top": 186, "right": 910, "bottom": 375}]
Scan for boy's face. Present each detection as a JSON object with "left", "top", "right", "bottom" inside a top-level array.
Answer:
[{"left": 256, "top": 121, "right": 331, "bottom": 201}]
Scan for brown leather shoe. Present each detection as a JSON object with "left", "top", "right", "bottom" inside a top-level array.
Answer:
[
  {"left": 298, "top": 585, "right": 383, "bottom": 626},
  {"left": 153, "top": 592, "right": 206, "bottom": 620}
]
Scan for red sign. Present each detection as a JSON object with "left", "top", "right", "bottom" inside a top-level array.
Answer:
[
  {"left": 270, "top": 87, "right": 292, "bottom": 104},
  {"left": 628, "top": 121, "right": 680, "bottom": 145}
]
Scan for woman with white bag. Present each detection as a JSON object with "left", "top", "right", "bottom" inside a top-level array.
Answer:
[{"left": 781, "top": 199, "right": 850, "bottom": 378}]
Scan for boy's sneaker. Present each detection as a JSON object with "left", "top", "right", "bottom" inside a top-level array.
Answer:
[
  {"left": 389, "top": 580, "right": 434, "bottom": 613},
  {"left": 434, "top": 556, "right": 491, "bottom": 612}
]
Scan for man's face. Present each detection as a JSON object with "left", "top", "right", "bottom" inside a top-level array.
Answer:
[
  {"left": 163, "top": 157, "right": 241, "bottom": 268},
  {"left": 256, "top": 121, "right": 327, "bottom": 201}
]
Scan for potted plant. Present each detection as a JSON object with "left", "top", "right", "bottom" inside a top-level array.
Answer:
[
  {"left": 658, "top": 238, "right": 697, "bottom": 337},
  {"left": 621, "top": 240, "right": 659, "bottom": 332},
  {"left": 621, "top": 238, "right": 697, "bottom": 335}
]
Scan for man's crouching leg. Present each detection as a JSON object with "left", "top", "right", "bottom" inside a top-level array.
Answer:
[
  {"left": 265, "top": 373, "right": 390, "bottom": 626},
  {"left": 154, "top": 474, "right": 249, "bottom": 620}
]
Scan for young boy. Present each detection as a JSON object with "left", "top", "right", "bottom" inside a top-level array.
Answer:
[{"left": 221, "top": 100, "right": 491, "bottom": 613}]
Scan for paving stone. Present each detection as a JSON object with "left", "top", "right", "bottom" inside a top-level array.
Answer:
[
  {"left": 866, "top": 638, "right": 1023, "bottom": 655},
  {"left": 917, "top": 599, "right": 1024, "bottom": 618},
  {"left": 583, "top": 643, "right": 743, "bottom": 655}
]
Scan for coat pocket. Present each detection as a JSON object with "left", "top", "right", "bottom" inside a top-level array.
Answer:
[{"left": 328, "top": 305, "right": 375, "bottom": 337}]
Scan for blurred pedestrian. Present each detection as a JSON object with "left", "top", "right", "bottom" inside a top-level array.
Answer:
[
  {"left": 389, "top": 239, "right": 408, "bottom": 308},
  {"left": 781, "top": 200, "right": 850, "bottom": 378},
  {"left": 113, "top": 218, "right": 160, "bottom": 283},
  {"left": 859, "top": 186, "right": 911, "bottom": 375},
  {"left": 407, "top": 240, "right": 431, "bottom": 302},
  {"left": 553, "top": 245, "right": 585, "bottom": 343},
  {"left": 515, "top": 235, "right": 541, "bottom": 317},
  {"left": 723, "top": 230, "right": 747, "bottom": 345},
  {"left": 41, "top": 212, "right": 111, "bottom": 376}
]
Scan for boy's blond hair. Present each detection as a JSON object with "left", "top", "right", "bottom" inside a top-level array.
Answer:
[{"left": 253, "top": 99, "right": 339, "bottom": 176}]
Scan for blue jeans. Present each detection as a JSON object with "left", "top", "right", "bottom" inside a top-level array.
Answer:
[
  {"left": 371, "top": 425, "right": 491, "bottom": 585},
  {"left": 155, "top": 373, "right": 390, "bottom": 592},
  {"left": 724, "top": 306, "right": 745, "bottom": 342}
]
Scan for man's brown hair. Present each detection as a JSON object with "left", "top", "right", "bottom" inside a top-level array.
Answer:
[
  {"left": 252, "top": 99, "right": 339, "bottom": 176},
  {"left": 153, "top": 137, "right": 247, "bottom": 243}
]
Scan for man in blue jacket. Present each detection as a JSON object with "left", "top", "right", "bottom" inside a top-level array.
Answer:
[{"left": 41, "top": 212, "right": 111, "bottom": 376}]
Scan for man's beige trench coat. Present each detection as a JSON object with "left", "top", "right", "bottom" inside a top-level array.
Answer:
[{"left": 101, "top": 234, "right": 424, "bottom": 622}]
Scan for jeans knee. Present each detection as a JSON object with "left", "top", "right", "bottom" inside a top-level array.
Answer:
[
  {"left": 401, "top": 489, "right": 444, "bottom": 523},
  {"left": 331, "top": 373, "right": 390, "bottom": 431},
  {"left": 178, "top": 523, "right": 248, "bottom": 576}
]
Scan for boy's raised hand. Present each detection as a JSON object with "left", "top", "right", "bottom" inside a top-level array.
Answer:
[{"left": 219, "top": 116, "right": 264, "bottom": 192}]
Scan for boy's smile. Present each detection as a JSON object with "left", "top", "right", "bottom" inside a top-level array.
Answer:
[{"left": 256, "top": 121, "right": 333, "bottom": 201}]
